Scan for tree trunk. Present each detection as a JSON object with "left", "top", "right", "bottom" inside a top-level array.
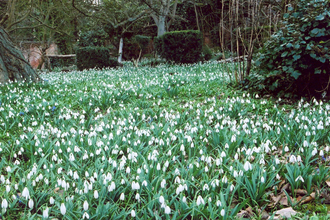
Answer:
[
  {"left": 0, "top": 27, "right": 40, "bottom": 84},
  {"left": 118, "top": 37, "right": 123, "bottom": 63},
  {"left": 157, "top": 15, "right": 166, "bottom": 37}
]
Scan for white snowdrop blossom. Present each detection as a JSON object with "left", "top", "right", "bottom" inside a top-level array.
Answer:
[
  {"left": 165, "top": 205, "right": 171, "bottom": 214},
  {"left": 83, "top": 200, "right": 89, "bottom": 211},
  {"left": 243, "top": 161, "right": 252, "bottom": 171},
  {"left": 43, "top": 207, "right": 49, "bottom": 218},
  {"left": 60, "top": 203, "right": 66, "bottom": 215},
  {"left": 120, "top": 193, "right": 125, "bottom": 201},
  {"left": 196, "top": 195, "right": 205, "bottom": 206},
  {"left": 131, "top": 209, "right": 136, "bottom": 217},
  {"left": 28, "top": 199, "right": 34, "bottom": 209},
  {"left": 22, "top": 187, "right": 30, "bottom": 200}
]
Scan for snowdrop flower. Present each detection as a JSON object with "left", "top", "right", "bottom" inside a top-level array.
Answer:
[
  {"left": 243, "top": 161, "right": 252, "bottom": 171},
  {"left": 295, "top": 175, "right": 304, "bottom": 183},
  {"left": 1, "top": 198, "right": 8, "bottom": 210},
  {"left": 94, "top": 190, "right": 99, "bottom": 199},
  {"left": 83, "top": 200, "right": 89, "bottom": 211},
  {"left": 60, "top": 203, "right": 66, "bottom": 215},
  {"left": 221, "top": 209, "right": 225, "bottom": 216},
  {"left": 161, "top": 179, "right": 166, "bottom": 188},
  {"left": 261, "top": 176, "right": 265, "bottom": 183},
  {"left": 216, "top": 200, "right": 221, "bottom": 207},
  {"left": 159, "top": 195, "right": 165, "bottom": 204},
  {"left": 164, "top": 206, "right": 171, "bottom": 214},
  {"left": 303, "top": 140, "right": 308, "bottom": 147},
  {"left": 132, "top": 181, "right": 140, "bottom": 190},
  {"left": 50, "top": 197, "right": 55, "bottom": 205},
  {"left": 131, "top": 209, "right": 136, "bottom": 217},
  {"left": 22, "top": 187, "right": 30, "bottom": 200},
  {"left": 135, "top": 193, "right": 140, "bottom": 201},
  {"left": 196, "top": 195, "right": 205, "bottom": 206},
  {"left": 83, "top": 212, "right": 90, "bottom": 219},
  {"left": 312, "top": 148, "right": 318, "bottom": 156},
  {"left": 120, "top": 193, "right": 125, "bottom": 201},
  {"left": 108, "top": 181, "right": 116, "bottom": 192},
  {"left": 182, "top": 196, "right": 187, "bottom": 203},
  {"left": 28, "top": 199, "right": 34, "bottom": 209},
  {"left": 289, "top": 155, "right": 297, "bottom": 163},
  {"left": 43, "top": 207, "right": 49, "bottom": 218}
]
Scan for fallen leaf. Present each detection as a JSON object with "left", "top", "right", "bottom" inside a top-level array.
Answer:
[
  {"left": 294, "top": 189, "right": 307, "bottom": 195},
  {"left": 271, "top": 207, "right": 298, "bottom": 219},
  {"left": 237, "top": 210, "right": 251, "bottom": 219},
  {"left": 326, "top": 181, "right": 330, "bottom": 187},
  {"left": 298, "top": 192, "right": 315, "bottom": 204},
  {"left": 281, "top": 183, "right": 290, "bottom": 192},
  {"left": 278, "top": 180, "right": 286, "bottom": 190}
]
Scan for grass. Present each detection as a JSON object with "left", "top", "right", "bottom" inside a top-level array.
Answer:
[{"left": 0, "top": 61, "right": 329, "bottom": 219}]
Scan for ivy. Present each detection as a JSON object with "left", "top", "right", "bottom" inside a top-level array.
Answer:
[{"left": 245, "top": 0, "right": 330, "bottom": 99}]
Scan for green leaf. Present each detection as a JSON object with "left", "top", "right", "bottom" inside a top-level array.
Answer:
[
  {"left": 294, "top": 44, "right": 300, "bottom": 49},
  {"left": 291, "top": 71, "right": 301, "bottom": 79},
  {"left": 315, "top": 14, "right": 325, "bottom": 20},
  {"left": 286, "top": 43, "right": 293, "bottom": 48},
  {"left": 306, "top": 44, "right": 312, "bottom": 50},
  {"left": 293, "top": 55, "right": 301, "bottom": 61},
  {"left": 311, "top": 28, "right": 319, "bottom": 35},
  {"left": 319, "top": 57, "right": 326, "bottom": 63},
  {"left": 310, "top": 53, "right": 317, "bottom": 59},
  {"left": 281, "top": 51, "right": 288, "bottom": 57}
]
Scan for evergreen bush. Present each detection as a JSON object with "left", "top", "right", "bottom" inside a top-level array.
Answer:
[
  {"left": 246, "top": 0, "right": 330, "bottom": 99},
  {"left": 134, "top": 35, "right": 151, "bottom": 51},
  {"left": 155, "top": 30, "right": 203, "bottom": 64},
  {"left": 76, "top": 47, "right": 120, "bottom": 71},
  {"left": 201, "top": 45, "right": 213, "bottom": 61}
]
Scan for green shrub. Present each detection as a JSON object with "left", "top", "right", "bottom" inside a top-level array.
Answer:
[
  {"left": 155, "top": 30, "right": 203, "bottom": 64},
  {"left": 76, "top": 47, "right": 120, "bottom": 71},
  {"left": 247, "top": 0, "right": 330, "bottom": 99},
  {"left": 77, "top": 29, "right": 109, "bottom": 47},
  {"left": 134, "top": 35, "right": 151, "bottom": 51},
  {"left": 201, "top": 45, "right": 213, "bottom": 61},
  {"left": 154, "top": 36, "right": 164, "bottom": 56}
]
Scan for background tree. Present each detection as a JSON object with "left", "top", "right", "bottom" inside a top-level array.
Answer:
[{"left": 0, "top": 0, "right": 40, "bottom": 84}]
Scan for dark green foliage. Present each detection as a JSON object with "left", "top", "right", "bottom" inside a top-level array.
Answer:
[
  {"left": 77, "top": 29, "right": 109, "bottom": 47},
  {"left": 155, "top": 30, "right": 203, "bottom": 64},
  {"left": 76, "top": 47, "right": 120, "bottom": 71},
  {"left": 154, "top": 36, "right": 164, "bottom": 56},
  {"left": 246, "top": 0, "right": 330, "bottom": 99},
  {"left": 201, "top": 45, "right": 213, "bottom": 61},
  {"left": 134, "top": 35, "right": 151, "bottom": 51}
]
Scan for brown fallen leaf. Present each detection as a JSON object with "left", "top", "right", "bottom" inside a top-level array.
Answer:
[
  {"left": 326, "top": 181, "right": 330, "bottom": 187},
  {"left": 294, "top": 189, "right": 307, "bottom": 195},
  {"left": 271, "top": 207, "right": 298, "bottom": 219},
  {"left": 281, "top": 183, "right": 290, "bottom": 192},
  {"left": 270, "top": 194, "right": 284, "bottom": 206},
  {"left": 298, "top": 192, "right": 315, "bottom": 204},
  {"left": 278, "top": 180, "right": 286, "bottom": 190},
  {"left": 237, "top": 210, "right": 251, "bottom": 219}
]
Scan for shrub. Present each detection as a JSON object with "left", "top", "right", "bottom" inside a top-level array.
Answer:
[
  {"left": 77, "top": 29, "right": 109, "bottom": 47},
  {"left": 246, "top": 0, "right": 330, "bottom": 99},
  {"left": 201, "top": 45, "right": 213, "bottom": 61},
  {"left": 76, "top": 47, "right": 120, "bottom": 71},
  {"left": 155, "top": 30, "right": 203, "bottom": 64},
  {"left": 134, "top": 35, "right": 151, "bottom": 51}
]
